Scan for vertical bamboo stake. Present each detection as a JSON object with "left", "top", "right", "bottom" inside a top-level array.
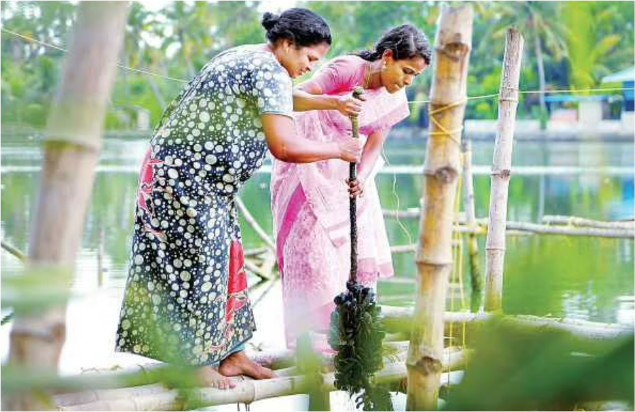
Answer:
[
  {"left": 5, "top": 3, "right": 129, "bottom": 410},
  {"left": 461, "top": 134, "right": 483, "bottom": 312},
  {"left": 407, "top": 5, "right": 473, "bottom": 411},
  {"left": 484, "top": 29, "right": 524, "bottom": 312}
]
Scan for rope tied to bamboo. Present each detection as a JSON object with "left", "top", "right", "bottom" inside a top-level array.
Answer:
[
  {"left": 428, "top": 98, "right": 468, "bottom": 148},
  {"left": 328, "top": 87, "right": 391, "bottom": 411}
]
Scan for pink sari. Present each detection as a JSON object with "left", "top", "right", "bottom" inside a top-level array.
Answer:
[{"left": 271, "top": 55, "right": 409, "bottom": 351}]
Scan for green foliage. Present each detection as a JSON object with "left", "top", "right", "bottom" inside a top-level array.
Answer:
[
  {"left": 329, "top": 281, "right": 392, "bottom": 411},
  {"left": 562, "top": 2, "right": 631, "bottom": 92},
  {"left": 444, "top": 318, "right": 634, "bottom": 410},
  {"left": 2, "top": 266, "right": 73, "bottom": 315},
  {"left": 1, "top": 1, "right": 633, "bottom": 128}
]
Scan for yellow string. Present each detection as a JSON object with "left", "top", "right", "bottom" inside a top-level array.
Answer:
[{"left": 427, "top": 98, "right": 468, "bottom": 147}]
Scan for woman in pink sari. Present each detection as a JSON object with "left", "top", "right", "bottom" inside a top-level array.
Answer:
[{"left": 271, "top": 24, "right": 432, "bottom": 351}]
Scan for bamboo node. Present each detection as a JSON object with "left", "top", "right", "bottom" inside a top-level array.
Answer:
[
  {"left": 499, "top": 85, "right": 519, "bottom": 101},
  {"left": 436, "top": 42, "right": 471, "bottom": 60},
  {"left": 407, "top": 354, "right": 443, "bottom": 374},
  {"left": 11, "top": 322, "right": 65, "bottom": 342},
  {"left": 491, "top": 168, "right": 511, "bottom": 178},
  {"left": 433, "top": 166, "right": 459, "bottom": 183}
]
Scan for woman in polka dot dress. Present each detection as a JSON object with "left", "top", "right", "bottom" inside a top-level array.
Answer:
[{"left": 115, "top": 8, "right": 363, "bottom": 389}]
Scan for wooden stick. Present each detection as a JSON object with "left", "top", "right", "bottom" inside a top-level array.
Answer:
[
  {"left": 542, "top": 215, "right": 635, "bottom": 230},
  {"left": 487, "top": 221, "right": 633, "bottom": 239},
  {"left": 391, "top": 240, "right": 461, "bottom": 254},
  {"left": 234, "top": 197, "right": 276, "bottom": 252},
  {"left": 408, "top": 5, "right": 473, "bottom": 410},
  {"left": 484, "top": 28, "right": 524, "bottom": 312},
  {"left": 244, "top": 259, "right": 274, "bottom": 281},
  {"left": 461, "top": 135, "right": 483, "bottom": 312},
  {"left": 1, "top": 240, "right": 26, "bottom": 262},
  {"left": 382, "top": 208, "right": 424, "bottom": 220},
  {"left": 244, "top": 247, "right": 269, "bottom": 258}
]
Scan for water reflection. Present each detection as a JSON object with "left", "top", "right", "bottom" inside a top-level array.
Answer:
[{"left": 1, "top": 136, "right": 633, "bottom": 385}]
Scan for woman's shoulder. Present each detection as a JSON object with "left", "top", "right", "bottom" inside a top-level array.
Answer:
[
  {"left": 312, "top": 54, "right": 366, "bottom": 90},
  {"left": 210, "top": 45, "right": 279, "bottom": 66},
  {"left": 326, "top": 54, "right": 366, "bottom": 69}
]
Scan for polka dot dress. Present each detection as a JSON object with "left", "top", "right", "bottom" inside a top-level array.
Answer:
[{"left": 115, "top": 45, "right": 293, "bottom": 366}]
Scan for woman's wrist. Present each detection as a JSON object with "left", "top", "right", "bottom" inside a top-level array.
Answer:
[
  {"left": 356, "top": 164, "right": 370, "bottom": 181},
  {"left": 329, "top": 95, "right": 341, "bottom": 111},
  {"left": 330, "top": 141, "right": 344, "bottom": 160}
]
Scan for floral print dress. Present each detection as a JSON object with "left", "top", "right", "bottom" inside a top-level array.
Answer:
[{"left": 115, "top": 45, "right": 293, "bottom": 366}]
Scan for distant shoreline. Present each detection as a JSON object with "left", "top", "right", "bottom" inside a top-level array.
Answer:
[{"left": 2, "top": 124, "right": 634, "bottom": 143}]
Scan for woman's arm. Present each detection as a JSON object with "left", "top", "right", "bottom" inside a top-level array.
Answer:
[
  {"left": 347, "top": 129, "right": 388, "bottom": 197},
  {"left": 292, "top": 82, "right": 363, "bottom": 116},
  {"left": 261, "top": 114, "right": 363, "bottom": 164}
]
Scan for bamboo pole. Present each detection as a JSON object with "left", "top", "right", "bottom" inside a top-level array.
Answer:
[
  {"left": 4, "top": 3, "right": 129, "bottom": 410},
  {"left": 55, "top": 349, "right": 470, "bottom": 410},
  {"left": 542, "top": 215, "right": 635, "bottom": 230},
  {"left": 407, "top": 5, "right": 473, "bottom": 410},
  {"left": 234, "top": 196, "right": 276, "bottom": 253},
  {"left": 461, "top": 135, "right": 483, "bottom": 312},
  {"left": 484, "top": 28, "right": 524, "bottom": 312}
]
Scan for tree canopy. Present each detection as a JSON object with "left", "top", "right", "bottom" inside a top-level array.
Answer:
[{"left": 1, "top": 1, "right": 633, "bottom": 129}]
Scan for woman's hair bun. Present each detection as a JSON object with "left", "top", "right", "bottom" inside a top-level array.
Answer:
[{"left": 261, "top": 12, "right": 280, "bottom": 31}]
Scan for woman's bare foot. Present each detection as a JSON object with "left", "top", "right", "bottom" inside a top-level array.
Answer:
[
  {"left": 198, "top": 365, "right": 236, "bottom": 389},
  {"left": 219, "top": 351, "right": 276, "bottom": 379}
]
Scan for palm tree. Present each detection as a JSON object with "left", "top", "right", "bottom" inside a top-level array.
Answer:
[
  {"left": 476, "top": 2, "right": 568, "bottom": 128},
  {"left": 562, "top": 1, "right": 631, "bottom": 90},
  {"left": 159, "top": 2, "right": 215, "bottom": 79}
]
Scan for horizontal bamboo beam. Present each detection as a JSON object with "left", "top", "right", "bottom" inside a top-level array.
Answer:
[
  {"left": 382, "top": 212, "right": 634, "bottom": 239},
  {"left": 499, "top": 221, "right": 634, "bottom": 239},
  {"left": 55, "top": 349, "right": 470, "bottom": 410},
  {"left": 542, "top": 215, "right": 634, "bottom": 230},
  {"left": 64, "top": 341, "right": 412, "bottom": 387},
  {"left": 381, "top": 306, "right": 634, "bottom": 347}
]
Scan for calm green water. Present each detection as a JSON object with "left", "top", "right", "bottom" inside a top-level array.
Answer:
[{"left": 1, "top": 133, "right": 634, "bottom": 358}]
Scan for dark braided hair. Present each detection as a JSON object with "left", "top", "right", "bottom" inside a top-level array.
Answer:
[
  {"left": 261, "top": 8, "right": 332, "bottom": 48},
  {"left": 354, "top": 24, "right": 431, "bottom": 64}
]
